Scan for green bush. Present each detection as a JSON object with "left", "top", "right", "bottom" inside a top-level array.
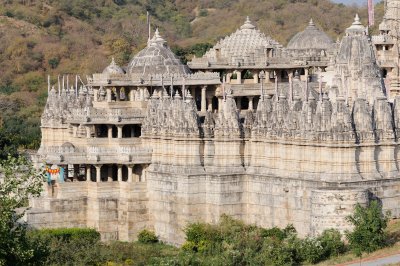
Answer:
[
  {"left": 137, "top": 229, "right": 158, "bottom": 244},
  {"left": 298, "top": 237, "right": 324, "bottom": 264},
  {"left": 29, "top": 228, "right": 100, "bottom": 243},
  {"left": 318, "top": 229, "right": 345, "bottom": 258},
  {"left": 346, "top": 200, "right": 390, "bottom": 256},
  {"left": 48, "top": 57, "right": 60, "bottom": 69},
  {"left": 199, "top": 9, "right": 208, "bottom": 17}
]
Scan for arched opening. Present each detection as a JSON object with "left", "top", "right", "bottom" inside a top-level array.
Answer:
[
  {"left": 77, "top": 165, "right": 86, "bottom": 181},
  {"left": 383, "top": 69, "right": 388, "bottom": 78},
  {"left": 254, "top": 97, "right": 260, "bottom": 110},
  {"left": 96, "top": 124, "right": 108, "bottom": 138},
  {"left": 241, "top": 97, "right": 249, "bottom": 110},
  {"left": 111, "top": 88, "right": 117, "bottom": 101},
  {"left": 242, "top": 70, "right": 254, "bottom": 79},
  {"left": 111, "top": 164, "right": 118, "bottom": 181},
  {"left": 194, "top": 87, "right": 201, "bottom": 111},
  {"left": 112, "top": 125, "right": 118, "bottom": 138},
  {"left": 133, "top": 164, "right": 144, "bottom": 182},
  {"left": 90, "top": 165, "right": 96, "bottom": 182},
  {"left": 133, "top": 125, "right": 141, "bottom": 137},
  {"left": 122, "top": 125, "right": 131, "bottom": 138},
  {"left": 122, "top": 165, "right": 128, "bottom": 181},
  {"left": 212, "top": 96, "right": 219, "bottom": 111},
  {"left": 100, "top": 165, "right": 108, "bottom": 182},
  {"left": 122, "top": 124, "right": 142, "bottom": 138}
]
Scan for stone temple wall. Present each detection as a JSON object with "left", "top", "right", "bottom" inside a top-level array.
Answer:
[{"left": 27, "top": 182, "right": 149, "bottom": 242}]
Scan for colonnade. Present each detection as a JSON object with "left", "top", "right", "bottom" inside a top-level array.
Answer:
[{"left": 55, "top": 164, "right": 147, "bottom": 183}]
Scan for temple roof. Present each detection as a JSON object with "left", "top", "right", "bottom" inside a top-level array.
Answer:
[
  {"left": 126, "top": 29, "right": 190, "bottom": 77},
  {"left": 287, "top": 19, "right": 333, "bottom": 50},
  {"left": 103, "top": 57, "right": 125, "bottom": 75},
  {"left": 191, "top": 17, "right": 280, "bottom": 67},
  {"left": 333, "top": 14, "right": 384, "bottom": 103}
]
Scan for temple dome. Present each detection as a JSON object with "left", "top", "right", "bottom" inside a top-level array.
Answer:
[
  {"left": 102, "top": 57, "right": 125, "bottom": 75},
  {"left": 287, "top": 19, "right": 333, "bottom": 50},
  {"left": 126, "top": 29, "right": 190, "bottom": 77},
  {"left": 194, "top": 17, "right": 280, "bottom": 66}
]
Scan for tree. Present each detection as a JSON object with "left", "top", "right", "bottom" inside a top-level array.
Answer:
[
  {"left": 0, "top": 155, "right": 47, "bottom": 265},
  {"left": 345, "top": 200, "right": 390, "bottom": 256}
]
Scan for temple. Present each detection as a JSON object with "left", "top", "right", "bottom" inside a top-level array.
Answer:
[{"left": 27, "top": 9, "right": 400, "bottom": 245}]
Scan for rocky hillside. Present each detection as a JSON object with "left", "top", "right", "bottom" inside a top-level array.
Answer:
[{"left": 0, "top": 0, "right": 383, "bottom": 149}]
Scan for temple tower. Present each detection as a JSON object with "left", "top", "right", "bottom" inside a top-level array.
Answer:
[{"left": 373, "top": 0, "right": 400, "bottom": 97}]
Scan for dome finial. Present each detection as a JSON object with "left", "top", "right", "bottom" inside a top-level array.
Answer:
[
  {"left": 149, "top": 28, "right": 166, "bottom": 46},
  {"left": 240, "top": 16, "right": 256, "bottom": 30},
  {"left": 355, "top": 14, "right": 360, "bottom": 23},
  {"left": 309, "top": 18, "right": 315, "bottom": 26},
  {"left": 155, "top": 28, "right": 160, "bottom": 38},
  {"left": 111, "top": 57, "right": 116, "bottom": 65}
]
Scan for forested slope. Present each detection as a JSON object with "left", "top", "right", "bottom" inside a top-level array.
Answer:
[{"left": 0, "top": 0, "right": 383, "bottom": 149}]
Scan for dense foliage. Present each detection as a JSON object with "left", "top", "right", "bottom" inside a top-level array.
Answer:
[
  {"left": 0, "top": 155, "right": 46, "bottom": 266},
  {"left": 21, "top": 217, "right": 348, "bottom": 266},
  {"left": 137, "top": 229, "right": 159, "bottom": 244},
  {"left": 2, "top": 209, "right": 395, "bottom": 265},
  {"left": 0, "top": 0, "right": 382, "bottom": 149},
  {"left": 177, "top": 215, "right": 346, "bottom": 265},
  {"left": 346, "top": 200, "right": 390, "bottom": 256}
]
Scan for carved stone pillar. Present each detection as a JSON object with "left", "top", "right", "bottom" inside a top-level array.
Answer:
[
  {"left": 106, "top": 87, "right": 112, "bottom": 102},
  {"left": 86, "top": 126, "right": 91, "bottom": 138},
  {"left": 207, "top": 97, "right": 213, "bottom": 112},
  {"left": 117, "top": 165, "right": 122, "bottom": 182},
  {"left": 253, "top": 72, "right": 258, "bottom": 84},
  {"left": 86, "top": 165, "right": 91, "bottom": 182},
  {"left": 305, "top": 68, "right": 309, "bottom": 82},
  {"left": 73, "top": 125, "right": 78, "bottom": 137},
  {"left": 93, "top": 88, "right": 99, "bottom": 102},
  {"left": 248, "top": 96, "right": 254, "bottom": 111},
  {"left": 226, "top": 73, "right": 232, "bottom": 83},
  {"left": 107, "top": 125, "right": 112, "bottom": 139},
  {"left": 288, "top": 71, "right": 294, "bottom": 102},
  {"left": 117, "top": 126, "right": 123, "bottom": 139},
  {"left": 201, "top": 86, "right": 207, "bottom": 112},
  {"left": 95, "top": 165, "right": 102, "bottom": 182},
  {"left": 127, "top": 165, "right": 133, "bottom": 182},
  {"left": 115, "top": 88, "right": 120, "bottom": 101},
  {"left": 140, "top": 88, "right": 144, "bottom": 100},
  {"left": 129, "top": 89, "right": 135, "bottom": 102},
  {"left": 237, "top": 71, "right": 242, "bottom": 84}
]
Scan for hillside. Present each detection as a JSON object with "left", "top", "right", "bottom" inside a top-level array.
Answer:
[{"left": 0, "top": 0, "right": 384, "bottom": 149}]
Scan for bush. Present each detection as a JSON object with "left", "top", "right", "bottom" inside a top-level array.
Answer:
[
  {"left": 137, "top": 229, "right": 158, "bottom": 244},
  {"left": 346, "top": 200, "right": 390, "bottom": 256},
  {"left": 29, "top": 228, "right": 100, "bottom": 243},
  {"left": 48, "top": 57, "right": 60, "bottom": 69},
  {"left": 318, "top": 229, "right": 345, "bottom": 258},
  {"left": 299, "top": 237, "right": 324, "bottom": 264},
  {"left": 198, "top": 9, "right": 208, "bottom": 17}
]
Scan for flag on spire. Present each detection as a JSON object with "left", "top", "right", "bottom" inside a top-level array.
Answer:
[{"left": 368, "top": 0, "right": 374, "bottom": 26}]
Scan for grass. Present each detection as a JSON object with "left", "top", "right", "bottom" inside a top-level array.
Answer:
[{"left": 315, "top": 219, "right": 400, "bottom": 266}]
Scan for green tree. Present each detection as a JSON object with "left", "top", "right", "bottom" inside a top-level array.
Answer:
[
  {"left": 0, "top": 155, "right": 47, "bottom": 265},
  {"left": 346, "top": 200, "right": 390, "bottom": 256}
]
